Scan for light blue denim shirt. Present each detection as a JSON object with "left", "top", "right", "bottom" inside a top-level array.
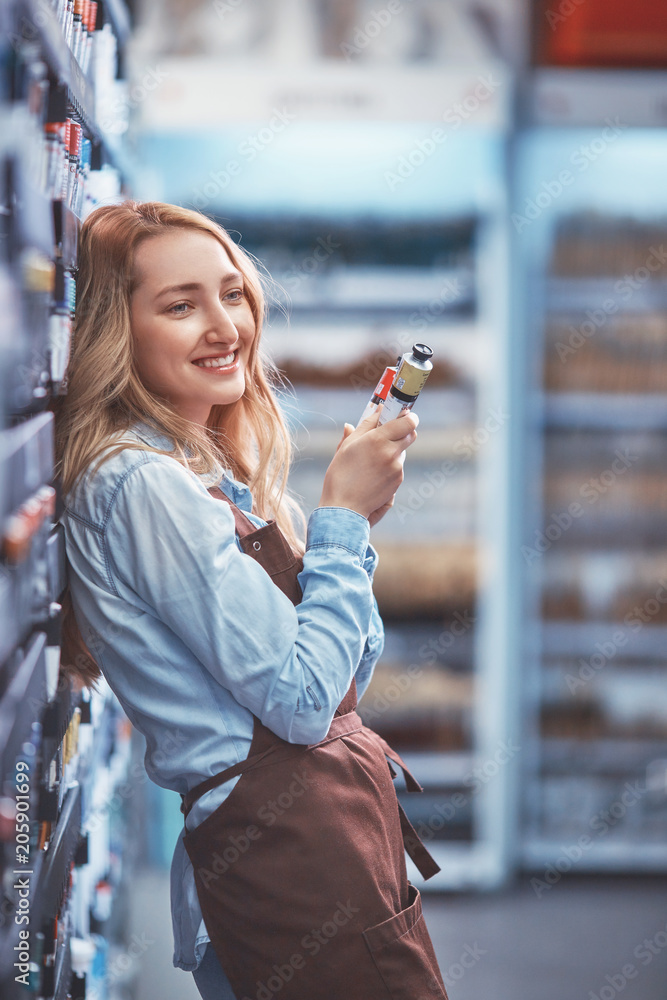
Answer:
[{"left": 62, "top": 420, "right": 384, "bottom": 971}]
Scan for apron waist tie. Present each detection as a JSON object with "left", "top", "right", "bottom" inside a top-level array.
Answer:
[
  {"left": 182, "top": 711, "right": 441, "bottom": 880},
  {"left": 397, "top": 800, "right": 441, "bottom": 880},
  {"left": 180, "top": 709, "right": 364, "bottom": 820}
]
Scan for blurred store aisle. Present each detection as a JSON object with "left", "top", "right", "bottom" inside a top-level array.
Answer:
[{"left": 129, "top": 869, "right": 667, "bottom": 1000}]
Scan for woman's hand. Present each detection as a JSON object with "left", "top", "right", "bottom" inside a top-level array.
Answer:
[
  {"left": 333, "top": 421, "right": 396, "bottom": 526},
  {"left": 319, "top": 408, "right": 418, "bottom": 521}
]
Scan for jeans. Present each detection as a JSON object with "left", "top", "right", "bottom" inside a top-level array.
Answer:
[{"left": 191, "top": 943, "right": 238, "bottom": 1000}]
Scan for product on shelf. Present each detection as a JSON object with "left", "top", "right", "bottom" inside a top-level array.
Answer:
[
  {"left": 278, "top": 349, "right": 463, "bottom": 390},
  {"left": 359, "top": 661, "right": 474, "bottom": 752},
  {"left": 533, "top": 0, "right": 667, "bottom": 68},
  {"left": 372, "top": 542, "right": 477, "bottom": 621},
  {"left": 0, "top": 1, "right": 136, "bottom": 997},
  {"left": 548, "top": 212, "right": 667, "bottom": 278},
  {"left": 544, "top": 315, "right": 667, "bottom": 394}
]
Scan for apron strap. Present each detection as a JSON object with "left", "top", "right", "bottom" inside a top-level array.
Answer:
[
  {"left": 181, "top": 710, "right": 364, "bottom": 820},
  {"left": 200, "top": 484, "right": 441, "bottom": 880},
  {"left": 364, "top": 728, "right": 441, "bottom": 880},
  {"left": 181, "top": 743, "right": 303, "bottom": 819},
  {"left": 397, "top": 801, "right": 441, "bottom": 880},
  {"left": 208, "top": 485, "right": 264, "bottom": 536},
  {"left": 367, "top": 729, "right": 424, "bottom": 793}
]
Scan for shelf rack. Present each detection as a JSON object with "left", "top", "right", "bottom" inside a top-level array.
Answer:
[
  {"left": 513, "top": 64, "right": 667, "bottom": 872},
  {"left": 0, "top": 0, "right": 137, "bottom": 997}
]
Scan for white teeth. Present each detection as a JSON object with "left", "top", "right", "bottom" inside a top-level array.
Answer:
[{"left": 194, "top": 353, "right": 235, "bottom": 368}]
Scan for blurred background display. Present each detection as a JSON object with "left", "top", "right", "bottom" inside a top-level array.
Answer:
[{"left": 514, "top": 128, "right": 667, "bottom": 872}]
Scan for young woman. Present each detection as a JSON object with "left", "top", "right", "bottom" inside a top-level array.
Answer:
[{"left": 55, "top": 201, "right": 448, "bottom": 1000}]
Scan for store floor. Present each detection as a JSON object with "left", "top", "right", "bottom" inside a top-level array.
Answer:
[{"left": 128, "top": 869, "right": 667, "bottom": 1000}]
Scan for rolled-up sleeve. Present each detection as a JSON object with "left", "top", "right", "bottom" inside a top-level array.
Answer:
[{"left": 103, "top": 458, "right": 376, "bottom": 744}]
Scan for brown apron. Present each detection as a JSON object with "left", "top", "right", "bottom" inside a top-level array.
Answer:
[{"left": 182, "top": 488, "right": 448, "bottom": 1000}]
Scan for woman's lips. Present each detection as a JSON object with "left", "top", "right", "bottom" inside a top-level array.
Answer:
[{"left": 192, "top": 351, "right": 239, "bottom": 373}]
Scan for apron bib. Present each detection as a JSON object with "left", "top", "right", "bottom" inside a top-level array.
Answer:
[{"left": 182, "top": 488, "right": 448, "bottom": 1000}]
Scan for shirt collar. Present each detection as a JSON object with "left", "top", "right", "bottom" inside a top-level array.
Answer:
[
  {"left": 128, "top": 419, "right": 178, "bottom": 452},
  {"left": 127, "top": 419, "right": 252, "bottom": 509}
]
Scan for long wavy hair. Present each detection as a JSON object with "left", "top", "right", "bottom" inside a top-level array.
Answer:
[{"left": 54, "top": 200, "right": 303, "bottom": 688}]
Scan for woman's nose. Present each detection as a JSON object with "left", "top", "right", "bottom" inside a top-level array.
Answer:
[{"left": 204, "top": 300, "right": 237, "bottom": 341}]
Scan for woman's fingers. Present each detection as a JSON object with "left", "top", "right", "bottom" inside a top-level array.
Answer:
[
  {"left": 335, "top": 422, "right": 355, "bottom": 453},
  {"left": 319, "top": 408, "right": 419, "bottom": 517},
  {"left": 382, "top": 411, "right": 419, "bottom": 440},
  {"left": 355, "top": 408, "right": 382, "bottom": 434}
]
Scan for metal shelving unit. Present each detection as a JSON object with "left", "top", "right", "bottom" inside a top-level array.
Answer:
[
  {"left": 240, "top": 129, "right": 519, "bottom": 892},
  {"left": 513, "top": 65, "right": 667, "bottom": 872},
  {"left": 0, "top": 2, "right": 139, "bottom": 998},
  {"left": 133, "top": 0, "right": 524, "bottom": 887}
]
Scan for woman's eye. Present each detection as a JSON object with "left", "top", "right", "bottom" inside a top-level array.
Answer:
[
  {"left": 168, "top": 302, "right": 190, "bottom": 315},
  {"left": 225, "top": 289, "right": 244, "bottom": 302}
]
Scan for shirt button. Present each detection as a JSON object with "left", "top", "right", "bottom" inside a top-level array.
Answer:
[{"left": 253, "top": 540, "right": 261, "bottom": 551}]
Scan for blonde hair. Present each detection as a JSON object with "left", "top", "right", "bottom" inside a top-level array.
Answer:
[{"left": 54, "top": 200, "right": 303, "bottom": 687}]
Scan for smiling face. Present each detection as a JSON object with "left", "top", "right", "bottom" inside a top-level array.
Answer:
[{"left": 129, "top": 229, "right": 257, "bottom": 425}]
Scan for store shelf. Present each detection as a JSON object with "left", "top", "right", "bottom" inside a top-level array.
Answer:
[
  {"left": 398, "top": 751, "right": 475, "bottom": 788},
  {"left": 272, "top": 265, "right": 476, "bottom": 316},
  {"left": 0, "top": 4, "right": 135, "bottom": 997},
  {"left": 542, "top": 622, "right": 667, "bottom": 659},
  {"left": 539, "top": 738, "right": 667, "bottom": 775},
  {"left": 526, "top": 68, "right": 667, "bottom": 128},
  {"left": 32, "top": 781, "right": 82, "bottom": 932},
  {"left": 45, "top": 524, "right": 67, "bottom": 603},
  {"left": 53, "top": 201, "right": 79, "bottom": 269},
  {"left": 545, "top": 277, "right": 667, "bottom": 314},
  {"left": 515, "top": 113, "right": 667, "bottom": 872},
  {"left": 542, "top": 393, "right": 667, "bottom": 430},
  {"left": 101, "top": 0, "right": 132, "bottom": 50},
  {"left": 137, "top": 60, "right": 511, "bottom": 128},
  {"left": 22, "top": 0, "right": 97, "bottom": 138},
  {"left": 522, "top": 840, "right": 667, "bottom": 871},
  {"left": 0, "top": 631, "right": 47, "bottom": 787}
]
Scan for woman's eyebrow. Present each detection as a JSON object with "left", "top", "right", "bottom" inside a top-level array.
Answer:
[{"left": 154, "top": 271, "right": 244, "bottom": 301}]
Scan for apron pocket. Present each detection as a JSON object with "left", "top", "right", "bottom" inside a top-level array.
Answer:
[{"left": 362, "top": 884, "right": 448, "bottom": 1000}]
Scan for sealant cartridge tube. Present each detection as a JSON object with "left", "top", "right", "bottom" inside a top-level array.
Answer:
[{"left": 357, "top": 364, "right": 398, "bottom": 426}]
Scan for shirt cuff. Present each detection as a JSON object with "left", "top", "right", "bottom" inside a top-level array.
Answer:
[
  {"left": 307, "top": 506, "right": 370, "bottom": 562},
  {"left": 362, "top": 543, "right": 379, "bottom": 581}
]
